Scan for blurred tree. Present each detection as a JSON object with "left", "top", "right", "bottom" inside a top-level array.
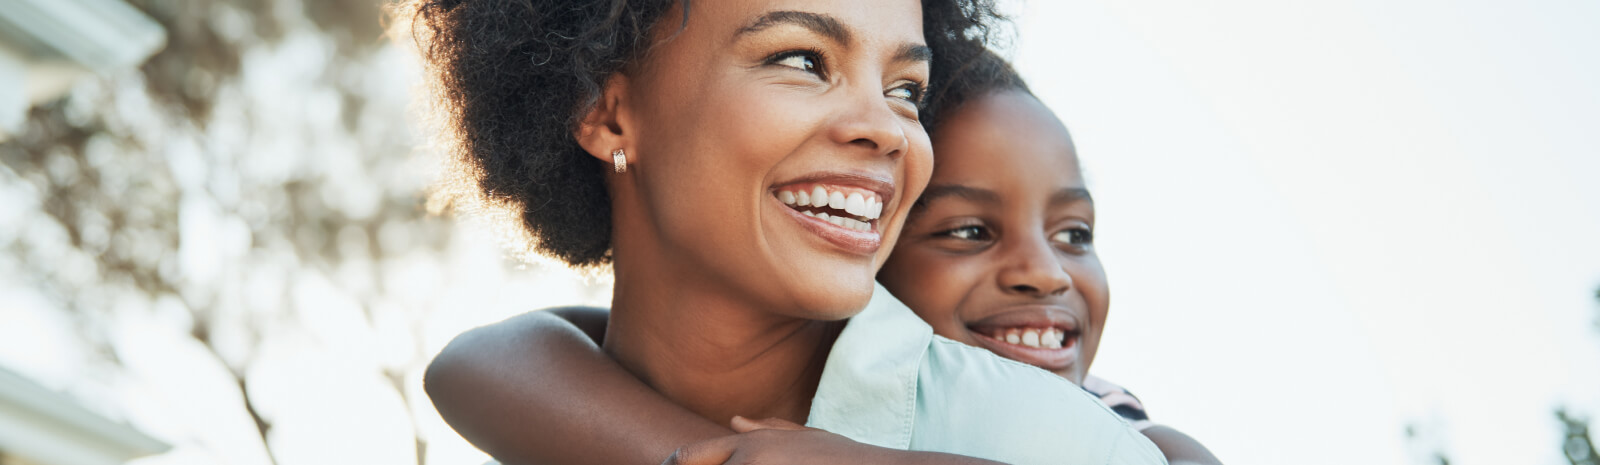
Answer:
[
  {"left": 1405, "top": 288, "right": 1600, "bottom": 464},
  {"left": 1559, "top": 407, "right": 1598, "bottom": 465},
  {"left": 0, "top": 0, "right": 469, "bottom": 463},
  {"left": 1555, "top": 286, "right": 1600, "bottom": 465}
]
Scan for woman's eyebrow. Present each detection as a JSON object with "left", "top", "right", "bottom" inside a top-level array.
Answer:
[
  {"left": 736, "top": 11, "right": 851, "bottom": 44},
  {"left": 895, "top": 42, "right": 933, "bottom": 64}
]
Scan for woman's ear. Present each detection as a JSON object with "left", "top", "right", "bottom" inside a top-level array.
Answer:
[{"left": 575, "top": 73, "right": 634, "bottom": 166}]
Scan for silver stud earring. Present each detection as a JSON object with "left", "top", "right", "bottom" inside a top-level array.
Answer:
[{"left": 612, "top": 148, "right": 627, "bottom": 173}]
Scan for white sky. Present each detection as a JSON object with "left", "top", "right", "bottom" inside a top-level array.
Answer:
[{"left": 1001, "top": 0, "right": 1600, "bottom": 463}]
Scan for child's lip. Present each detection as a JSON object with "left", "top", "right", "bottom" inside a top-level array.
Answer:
[
  {"left": 971, "top": 329, "right": 1080, "bottom": 372},
  {"left": 967, "top": 305, "right": 1081, "bottom": 334},
  {"left": 965, "top": 306, "right": 1084, "bottom": 372}
]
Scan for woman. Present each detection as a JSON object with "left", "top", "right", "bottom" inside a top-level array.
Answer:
[{"left": 409, "top": 0, "right": 1163, "bottom": 463}]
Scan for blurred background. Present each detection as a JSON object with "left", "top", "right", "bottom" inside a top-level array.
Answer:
[{"left": 0, "top": 0, "right": 1593, "bottom": 464}]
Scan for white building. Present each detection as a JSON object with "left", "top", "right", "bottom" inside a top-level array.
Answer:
[
  {"left": 0, "top": 368, "right": 168, "bottom": 465},
  {"left": 0, "top": 0, "right": 165, "bottom": 139}
]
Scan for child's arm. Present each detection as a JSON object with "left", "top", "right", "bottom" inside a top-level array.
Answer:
[
  {"left": 1139, "top": 425, "right": 1222, "bottom": 465},
  {"left": 424, "top": 307, "right": 729, "bottom": 465},
  {"left": 1083, "top": 375, "right": 1222, "bottom": 465},
  {"left": 425, "top": 308, "right": 1012, "bottom": 465}
]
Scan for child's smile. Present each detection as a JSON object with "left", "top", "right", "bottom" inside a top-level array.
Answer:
[{"left": 967, "top": 305, "right": 1084, "bottom": 372}]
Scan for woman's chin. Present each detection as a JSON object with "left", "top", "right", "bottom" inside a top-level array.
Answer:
[{"left": 785, "top": 279, "right": 877, "bottom": 322}]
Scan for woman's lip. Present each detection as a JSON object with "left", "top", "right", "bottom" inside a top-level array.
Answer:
[
  {"left": 777, "top": 196, "right": 882, "bottom": 255},
  {"left": 970, "top": 330, "right": 1080, "bottom": 372},
  {"left": 772, "top": 171, "right": 896, "bottom": 206}
]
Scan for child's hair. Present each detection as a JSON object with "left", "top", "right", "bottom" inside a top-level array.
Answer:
[
  {"left": 921, "top": 48, "right": 1032, "bottom": 132},
  {"left": 401, "top": 0, "right": 1005, "bottom": 268}
]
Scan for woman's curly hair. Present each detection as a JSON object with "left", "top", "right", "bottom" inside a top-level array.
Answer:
[{"left": 403, "top": 0, "right": 1005, "bottom": 268}]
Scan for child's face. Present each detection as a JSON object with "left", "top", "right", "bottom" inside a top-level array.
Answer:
[{"left": 878, "top": 90, "right": 1108, "bottom": 385}]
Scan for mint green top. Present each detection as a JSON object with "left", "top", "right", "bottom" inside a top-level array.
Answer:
[{"left": 806, "top": 284, "right": 1168, "bottom": 465}]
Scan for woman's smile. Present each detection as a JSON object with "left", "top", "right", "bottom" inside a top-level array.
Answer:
[{"left": 770, "top": 174, "right": 896, "bottom": 256}]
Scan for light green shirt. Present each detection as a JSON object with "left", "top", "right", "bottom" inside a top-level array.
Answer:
[{"left": 806, "top": 284, "right": 1167, "bottom": 465}]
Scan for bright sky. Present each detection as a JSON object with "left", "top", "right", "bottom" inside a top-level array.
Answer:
[{"left": 1000, "top": 0, "right": 1600, "bottom": 463}]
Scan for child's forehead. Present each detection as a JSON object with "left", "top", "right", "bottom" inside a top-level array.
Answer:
[
  {"left": 931, "top": 92, "right": 1076, "bottom": 164},
  {"left": 918, "top": 92, "right": 1088, "bottom": 213}
]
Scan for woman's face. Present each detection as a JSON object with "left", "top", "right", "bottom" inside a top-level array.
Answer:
[
  {"left": 618, "top": 0, "right": 933, "bottom": 319},
  {"left": 877, "top": 91, "right": 1109, "bottom": 385}
]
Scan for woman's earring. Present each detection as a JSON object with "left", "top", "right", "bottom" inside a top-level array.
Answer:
[{"left": 612, "top": 149, "right": 628, "bottom": 173}]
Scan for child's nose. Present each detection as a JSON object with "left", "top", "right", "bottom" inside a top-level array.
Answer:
[{"left": 996, "top": 237, "right": 1072, "bottom": 297}]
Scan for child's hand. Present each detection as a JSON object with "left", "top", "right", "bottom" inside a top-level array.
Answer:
[
  {"left": 660, "top": 416, "right": 1006, "bottom": 465},
  {"left": 659, "top": 416, "right": 865, "bottom": 465}
]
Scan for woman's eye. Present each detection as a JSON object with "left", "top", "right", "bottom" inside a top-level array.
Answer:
[
  {"left": 940, "top": 225, "right": 990, "bottom": 241},
  {"left": 886, "top": 83, "right": 923, "bottom": 103},
  {"left": 1051, "top": 228, "right": 1094, "bottom": 246},
  {"left": 769, "top": 51, "right": 822, "bottom": 75}
]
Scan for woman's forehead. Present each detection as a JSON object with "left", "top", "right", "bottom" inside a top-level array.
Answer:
[{"left": 662, "top": 0, "right": 926, "bottom": 46}]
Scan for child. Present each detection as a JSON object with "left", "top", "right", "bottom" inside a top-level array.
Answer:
[
  {"left": 875, "top": 51, "right": 1219, "bottom": 464},
  {"left": 426, "top": 50, "right": 1217, "bottom": 464}
]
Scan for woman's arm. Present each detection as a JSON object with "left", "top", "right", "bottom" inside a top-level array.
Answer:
[{"left": 423, "top": 307, "right": 729, "bottom": 465}]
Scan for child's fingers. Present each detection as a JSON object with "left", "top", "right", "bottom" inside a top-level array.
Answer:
[
  {"left": 730, "top": 415, "right": 810, "bottom": 432},
  {"left": 659, "top": 436, "right": 738, "bottom": 465}
]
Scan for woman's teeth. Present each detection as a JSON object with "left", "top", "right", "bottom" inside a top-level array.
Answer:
[
  {"left": 800, "top": 210, "right": 874, "bottom": 231},
  {"left": 991, "top": 327, "right": 1067, "bottom": 349},
  {"left": 777, "top": 186, "right": 883, "bottom": 232}
]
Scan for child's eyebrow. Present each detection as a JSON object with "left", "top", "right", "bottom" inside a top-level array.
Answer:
[
  {"left": 1049, "top": 187, "right": 1093, "bottom": 206},
  {"left": 920, "top": 184, "right": 999, "bottom": 205}
]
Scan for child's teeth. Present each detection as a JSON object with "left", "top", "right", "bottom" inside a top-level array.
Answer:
[
  {"left": 779, "top": 191, "right": 796, "bottom": 205},
  {"left": 1004, "top": 331, "right": 1020, "bottom": 345},
  {"left": 811, "top": 187, "right": 829, "bottom": 208},
  {"left": 1043, "top": 330, "right": 1063, "bottom": 349},
  {"left": 845, "top": 193, "right": 865, "bottom": 216},
  {"left": 1021, "top": 329, "right": 1041, "bottom": 348}
]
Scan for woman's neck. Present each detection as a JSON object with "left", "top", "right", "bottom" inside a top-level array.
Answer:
[{"left": 603, "top": 258, "right": 840, "bottom": 426}]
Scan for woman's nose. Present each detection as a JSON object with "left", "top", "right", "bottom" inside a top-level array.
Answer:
[{"left": 826, "top": 86, "right": 909, "bottom": 160}]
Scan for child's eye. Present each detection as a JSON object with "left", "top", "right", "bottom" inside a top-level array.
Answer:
[
  {"left": 939, "top": 225, "right": 991, "bottom": 241},
  {"left": 768, "top": 50, "right": 824, "bottom": 76},
  {"left": 1051, "top": 228, "right": 1094, "bottom": 247}
]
